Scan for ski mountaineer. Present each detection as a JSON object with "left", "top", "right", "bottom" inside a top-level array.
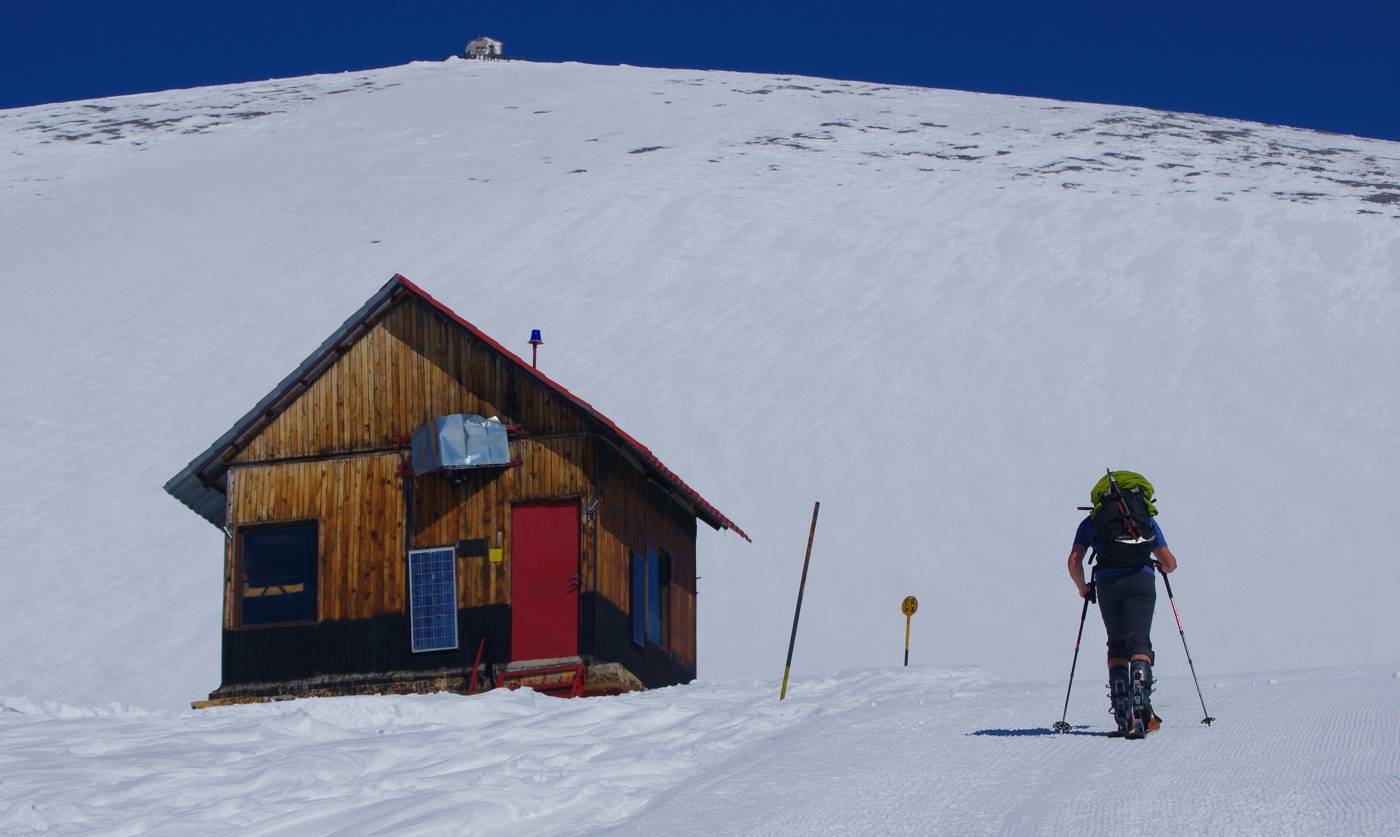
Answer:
[{"left": 1066, "top": 470, "right": 1179, "bottom": 738}]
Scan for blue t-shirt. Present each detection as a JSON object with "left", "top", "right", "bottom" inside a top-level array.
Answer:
[{"left": 1074, "top": 516, "right": 1166, "bottom": 578}]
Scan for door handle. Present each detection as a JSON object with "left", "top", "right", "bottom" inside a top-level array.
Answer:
[{"left": 566, "top": 574, "right": 580, "bottom": 592}]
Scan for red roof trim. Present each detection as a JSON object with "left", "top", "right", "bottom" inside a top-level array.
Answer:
[{"left": 393, "top": 275, "right": 749, "bottom": 542}]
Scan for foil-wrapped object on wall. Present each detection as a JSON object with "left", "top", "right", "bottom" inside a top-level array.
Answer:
[{"left": 411, "top": 414, "right": 510, "bottom": 474}]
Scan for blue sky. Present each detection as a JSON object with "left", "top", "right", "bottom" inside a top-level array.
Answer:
[{"left": 7, "top": 1, "right": 1399, "bottom": 141}]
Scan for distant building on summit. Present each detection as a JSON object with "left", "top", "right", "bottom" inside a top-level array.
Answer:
[{"left": 467, "top": 36, "right": 503, "bottom": 60}]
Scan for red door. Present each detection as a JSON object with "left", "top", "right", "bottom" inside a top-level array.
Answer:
[{"left": 510, "top": 499, "right": 580, "bottom": 661}]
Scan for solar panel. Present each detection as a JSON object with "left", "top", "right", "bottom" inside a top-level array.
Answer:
[{"left": 408, "top": 547, "right": 459, "bottom": 653}]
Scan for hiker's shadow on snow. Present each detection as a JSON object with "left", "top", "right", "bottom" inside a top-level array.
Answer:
[{"left": 970, "top": 726, "right": 1111, "bottom": 737}]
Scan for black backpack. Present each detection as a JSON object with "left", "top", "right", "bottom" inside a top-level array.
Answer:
[{"left": 1092, "top": 475, "right": 1157, "bottom": 568}]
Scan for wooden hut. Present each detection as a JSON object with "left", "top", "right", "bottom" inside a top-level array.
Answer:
[{"left": 165, "top": 274, "right": 746, "bottom": 706}]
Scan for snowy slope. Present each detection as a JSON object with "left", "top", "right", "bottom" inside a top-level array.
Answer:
[
  {"left": 3, "top": 667, "right": 1397, "bottom": 835},
  {"left": 1, "top": 59, "right": 1399, "bottom": 711}
]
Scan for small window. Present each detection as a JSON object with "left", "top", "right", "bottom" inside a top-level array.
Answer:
[
  {"left": 240, "top": 522, "right": 318, "bottom": 626},
  {"left": 630, "top": 550, "right": 646, "bottom": 648},
  {"left": 646, "top": 548, "right": 670, "bottom": 646}
]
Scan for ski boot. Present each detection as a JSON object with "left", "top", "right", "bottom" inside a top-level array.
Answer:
[
  {"left": 1129, "top": 660, "right": 1155, "bottom": 738},
  {"left": 1108, "top": 665, "right": 1135, "bottom": 738}
]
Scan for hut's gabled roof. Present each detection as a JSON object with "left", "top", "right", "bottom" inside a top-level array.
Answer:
[{"left": 164, "top": 274, "right": 748, "bottom": 541}]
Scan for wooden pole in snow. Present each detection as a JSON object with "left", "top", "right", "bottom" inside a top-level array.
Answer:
[{"left": 779, "top": 501, "right": 820, "bottom": 700}]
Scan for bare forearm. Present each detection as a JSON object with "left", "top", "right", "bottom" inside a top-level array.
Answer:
[
  {"left": 1154, "top": 545, "right": 1178, "bottom": 573},
  {"left": 1068, "top": 545, "right": 1089, "bottom": 593}
]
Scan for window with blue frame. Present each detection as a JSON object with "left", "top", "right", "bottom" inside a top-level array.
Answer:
[
  {"left": 630, "top": 550, "right": 645, "bottom": 648},
  {"left": 240, "top": 522, "right": 318, "bottom": 626},
  {"left": 646, "top": 547, "right": 670, "bottom": 646},
  {"left": 631, "top": 547, "right": 672, "bottom": 648}
]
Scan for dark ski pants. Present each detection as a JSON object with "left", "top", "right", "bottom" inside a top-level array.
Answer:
[{"left": 1096, "top": 571, "right": 1156, "bottom": 663}]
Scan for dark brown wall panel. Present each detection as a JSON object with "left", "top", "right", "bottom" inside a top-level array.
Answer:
[{"left": 594, "top": 440, "right": 698, "bottom": 670}]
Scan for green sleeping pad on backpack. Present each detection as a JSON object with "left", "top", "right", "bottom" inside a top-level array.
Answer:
[{"left": 1090, "top": 471, "right": 1158, "bottom": 518}]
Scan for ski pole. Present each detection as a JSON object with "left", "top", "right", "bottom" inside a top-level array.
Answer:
[
  {"left": 1053, "top": 579, "right": 1094, "bottom": 733},
  {"left": 1157, "top": 564, "right": 1216, "bottom": 726}
]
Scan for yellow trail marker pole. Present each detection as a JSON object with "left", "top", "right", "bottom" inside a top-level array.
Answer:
[
  {"left": 779, "top": 501, "right": 821, "bottom": 700},
  {"left": 904, "top": 617, "right": 911, "bottom": 666},
  {"left": 901, "top": 596, "right": 919, "bottom": 667}
]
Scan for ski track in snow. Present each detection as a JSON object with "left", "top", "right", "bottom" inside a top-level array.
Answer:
[
  {"left": 605, "top": 667, "right": 1400, "bottom": 836},
  {"left": 1, "top": 667, "right": 1396, "bottom": 836}
]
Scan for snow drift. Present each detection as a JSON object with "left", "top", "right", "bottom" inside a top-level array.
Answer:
[
  {"left": 2, "top": 667, "right": 1396, "bottom": 835},
  {"left": 1, "top": 59, "right": 1398, "bottom": 711}
]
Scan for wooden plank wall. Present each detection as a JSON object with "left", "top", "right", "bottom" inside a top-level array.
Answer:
[
  {"left": 226, "top": 454, "right": 405, "bottom": 628},
  {"left": 227, "top": 436, "right": 597, "bottom": 626},
  {"left": 412, "top": 434, "right": 595, "bottom": 609},
  {"left": 594, "top": 440, "right": 698, "bottom": 669},
  {"left": 234, "top": 297, "right": 587, "bottom": 465}
]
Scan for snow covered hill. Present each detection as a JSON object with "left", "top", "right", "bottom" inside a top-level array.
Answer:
[
  {"left": 1, "top": 59, "right": 1398, "bottom": 713},
  {"left": 3, "top": 666, "right": 1397, "bottom": 835}
]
